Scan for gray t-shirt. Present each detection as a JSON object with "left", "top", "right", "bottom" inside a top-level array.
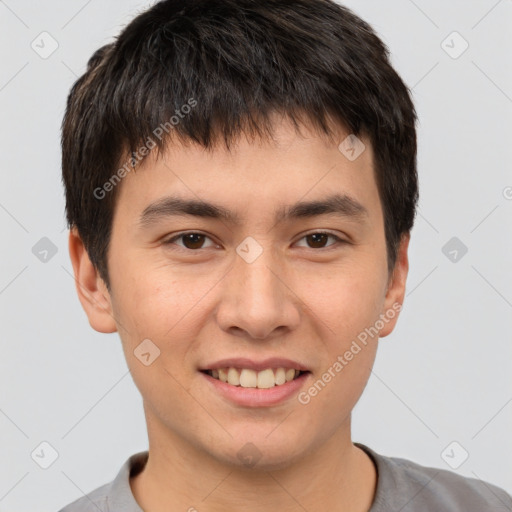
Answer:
[{"left": 58, "top": 442, "right": 512, "bottom": 511}]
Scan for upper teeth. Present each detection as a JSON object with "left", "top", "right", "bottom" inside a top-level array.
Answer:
[{"left": 209, "top": 368, "right": 301, "bottom": 388}]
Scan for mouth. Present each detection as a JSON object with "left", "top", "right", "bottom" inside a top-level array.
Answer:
[{"left": 200, "top": 367, "right": 310, "bottom": 389}]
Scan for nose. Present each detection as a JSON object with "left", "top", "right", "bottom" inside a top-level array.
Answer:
[{"left": 215, "top": 244, "right": 301, "bottom": 340}]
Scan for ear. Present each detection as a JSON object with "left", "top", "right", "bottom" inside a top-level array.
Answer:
[
  {"left": 68, "top": 227, "right": 117, "bottom": 333},
  {"left": 379, "top": 233, "right": 410, "bottom": 338}
]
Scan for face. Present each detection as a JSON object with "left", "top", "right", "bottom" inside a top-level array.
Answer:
[{"left": 70, "top": 116, "right": 408, "bottom": 471}]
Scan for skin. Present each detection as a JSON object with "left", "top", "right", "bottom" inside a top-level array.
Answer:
[{"left": 69, "top": 116, "right": 409, "bottom": 512}]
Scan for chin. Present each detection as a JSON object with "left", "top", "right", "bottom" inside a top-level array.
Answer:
[{"left": 211, "top": 431, "right": 311, "bottom": 472}]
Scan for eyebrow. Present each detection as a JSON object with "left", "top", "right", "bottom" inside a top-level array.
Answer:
[{"left": 138, "top": 193, "right": 369, "bottom": 228}]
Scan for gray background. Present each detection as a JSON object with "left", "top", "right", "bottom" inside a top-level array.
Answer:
[{"left": 0, "top": 0, "right": 511, "bottom": 510}]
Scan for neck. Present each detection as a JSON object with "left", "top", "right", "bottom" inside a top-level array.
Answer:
[{"left": 131, "top": 411, "right": 377, "bottom": 512}]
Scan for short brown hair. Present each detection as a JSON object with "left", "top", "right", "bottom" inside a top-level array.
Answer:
[{"left": 62, "top": 0, "right": 418, "bottom": 290}]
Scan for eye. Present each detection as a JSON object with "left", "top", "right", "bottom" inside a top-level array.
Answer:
[
  {"left": 163, "top": 232, "right": 217, "bottom": 251},
  {"left": 163, "top": 231, "right": 346, "bottom": 252},
  {"left": 295, "top": 231, "right": 345, "bottom": 249}
]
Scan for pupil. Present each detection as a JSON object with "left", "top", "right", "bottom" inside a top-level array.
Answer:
[
  {"left": 184, "top": 233, "right": 204, "bottom": 249},
  {"left": 308, "top": 233, "right": 327, "bottom": 248}
]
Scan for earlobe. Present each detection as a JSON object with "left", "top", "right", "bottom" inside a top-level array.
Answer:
[
  {"left": 68, "top": 228, "right": 118, "bottom": 334},
  {"left": 379, "top": 233, "right": 410, "bottom": 338}
]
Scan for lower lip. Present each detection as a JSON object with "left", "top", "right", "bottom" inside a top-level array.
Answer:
[{"left": 200, "top": 371, "right": 311, "bottom": 407}]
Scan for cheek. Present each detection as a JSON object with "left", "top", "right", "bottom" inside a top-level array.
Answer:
[
  {"left": 299, "top": 273, "right": 382, "bottom": 425},
  {"left": 110, "top": 262, "right": 219, "bottom": 387},
  {"left": 305, "top": 261, "right": 388, "bottom": 338},
  {"left": 297, "top": 259, "right": 385, "bottom": 401},
  {"left": 111, "top": 273, "right": 202, "bottom": 412},
  {"left": 111, "top": 258, "right": 204, "bottom": 338}
]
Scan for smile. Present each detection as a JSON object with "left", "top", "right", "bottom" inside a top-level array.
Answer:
[{"left": 202, "top": 367, "right": 307, "bottom": 389}]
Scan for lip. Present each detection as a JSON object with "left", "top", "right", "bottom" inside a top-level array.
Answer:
[
  {"left": 201, "top": 370, "right": 311, "bottom": 407},
  {"left": 200, "top": 357, "right": 310, "bottom": 372}
]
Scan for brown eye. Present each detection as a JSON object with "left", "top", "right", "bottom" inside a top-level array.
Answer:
[
  {"left": 306, "top": 233, "right": 329, "bottom": 248},
  {"left": 164, "top": 232, "right": 216, "bottom": 250},
  {"left": 296, "top": 232, "right": 344, "bottom": 249},
  {"left": 180, "top": 233, "right": 206, "bottom": 249}
]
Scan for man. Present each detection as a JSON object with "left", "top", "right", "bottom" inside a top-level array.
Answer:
[{"left": 59, "top": 0, "right": 512, "bottom": 510}]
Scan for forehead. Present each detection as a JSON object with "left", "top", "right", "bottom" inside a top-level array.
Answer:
[{"left": 112, "top": 117, "right": 379, "bottom": 227}]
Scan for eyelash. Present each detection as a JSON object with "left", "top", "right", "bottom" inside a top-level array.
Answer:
[{"left": 162, "top": 231, "right": 346, "bottom": 252}]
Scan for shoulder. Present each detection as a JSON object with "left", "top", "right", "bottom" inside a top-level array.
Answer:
[
  {"left": 58, "top": 482, "right": 111, "bottom": 512},
  {"left": 57, "top": 452, "right": 148, "bottom": 512},
  {"left": 356, "top": 443, "right": 512, "bottom": 512}
]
